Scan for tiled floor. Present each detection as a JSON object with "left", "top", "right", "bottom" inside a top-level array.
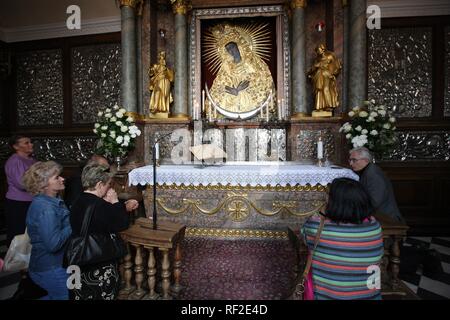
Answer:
[{"left": 400, "top": 237, "right": 450, "bottom": 300}]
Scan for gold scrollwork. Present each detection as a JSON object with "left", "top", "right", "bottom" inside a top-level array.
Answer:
[
  {"left": 186, "top": 227, "right": 288, "bottom": 239},
  {"left": 157, "top": 183, "right": 329, "bottom": 193},
  {"left": 170, "top": 0, "right": 192, "bottom": 15},
  {"left": 155, "top": 193, "right": 325, "bottom": 219},
  {"left": 290, "top": 0, "right": 307, "bottom": 9}
]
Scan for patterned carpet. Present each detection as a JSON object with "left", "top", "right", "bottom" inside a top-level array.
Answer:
[{"left": 177, "top": 237, "right": 296, "bottom": 300}]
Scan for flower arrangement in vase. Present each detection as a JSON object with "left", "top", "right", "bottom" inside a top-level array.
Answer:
[
  {"left": 340, "top": 100, "right": 397, "bottom": 159},
  {"left": 93, "top": 105, "right": 142, "bottom": 165}
]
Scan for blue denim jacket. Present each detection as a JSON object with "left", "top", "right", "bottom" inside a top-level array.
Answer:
[{"left": 26, "top": 194, "right": 72, "bottom": 272}]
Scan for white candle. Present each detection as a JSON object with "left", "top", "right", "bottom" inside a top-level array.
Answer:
[
  {"left": 155, "top": 142, "right": 160, "bottom": 160},
  {"left": 266, "top": 103, "right": 269, "bottom": 122},
  {"left": 202, "top": 90, "right": 205, "bottom": 113},
  {"left": 208, "top": 104, "right": 212, "bottom": 122},
  {"left": 317, "top": 139, "right": 323, "bottom": 159}
]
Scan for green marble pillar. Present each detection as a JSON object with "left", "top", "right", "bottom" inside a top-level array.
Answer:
[{"left": 120, "top": 4, "right": 137, "bottom": 113}]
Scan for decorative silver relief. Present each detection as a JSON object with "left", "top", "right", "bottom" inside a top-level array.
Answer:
[
  {"left": 189, "top": 5, "right": 290, "bottom": 120},
  {"left": 385, "top": 131, "right": 450, "bottom": 161},
  {"left": 0, "top": 137, "right": 11, "bottom": 162},
  {"left": 16, "top": 49, "right": 64, "bottom": 126},
  {"left": 71, "top": 43, "right": 121, "bottom": 124},
  {"left": 296, "top": 130, "right": 335, "bottom": 162},
  {"left": 368, "top": 27, "right": 432, "bottom": 118},
  {"left": 445, "top": 26, "right": 450, "bottom": 117},
  {"left": 31, "top": 136, "right": 97, "bottom": 164}
]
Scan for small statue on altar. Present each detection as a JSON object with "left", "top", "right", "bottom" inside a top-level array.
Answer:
[
  {"left": 148, "top": 51, "right": 174, "bottom": 118},
  {"left": 307, "top": 44, "right": 342, "bottom": 117}
]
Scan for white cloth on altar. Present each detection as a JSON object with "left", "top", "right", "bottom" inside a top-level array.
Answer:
[{"left": 128, "top": 163, "right": 358, "bottom": 187}]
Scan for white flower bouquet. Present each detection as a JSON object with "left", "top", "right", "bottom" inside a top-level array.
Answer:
[
  {"left": 340, "top": 100, "right": 397, "bottom": 157},
  {"left": 93, "top": 105, "right": 142, "bottom": 158}
]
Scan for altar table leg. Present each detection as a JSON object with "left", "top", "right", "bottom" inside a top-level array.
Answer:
[{"left": 390, "top": 236, "right": 402, "bottom": 291}]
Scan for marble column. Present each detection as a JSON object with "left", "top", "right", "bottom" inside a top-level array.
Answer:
[
  {"left": 290, "top": 0, "right": 308, "bottom": 119},
  {"left": 171, "top": 0, "right": 191, "bottom": 119},
  {"left": 120, "top": 0, "right": 139, "bottom": 114},
  {"left": 348, "top": 0, "right": 367, "bottom": 109},
  {"left": 342, "top": 0, "right": 350, "bottom": 112},
  {"left": 136, "top": 5, "right": 143, "bottom": 115}
]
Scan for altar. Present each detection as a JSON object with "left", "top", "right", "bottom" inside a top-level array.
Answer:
[{"left": 128, "top": 163, "right": 358, "bottom": 234}]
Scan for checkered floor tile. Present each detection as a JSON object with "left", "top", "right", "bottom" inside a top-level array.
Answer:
[{"left": 400, "top": 237, "right": 450, "bottom": 300}]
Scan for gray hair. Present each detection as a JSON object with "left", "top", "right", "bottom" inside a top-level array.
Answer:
[
  {"left": 22, "top": 161, "right": 63, "bottom": 195},
  {"left": 81, "top": 164, "right": 113, "bottom": 191},
  {"left": 86, "top": 154, "right": 109, "bottom": 167},
  {"left": 349, "top": 147, "right": 373, "bottom": 162}
]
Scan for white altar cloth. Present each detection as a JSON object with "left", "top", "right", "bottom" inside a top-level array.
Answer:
[{"left": 128, "top": 163, "right": 358, "bottom": 187}]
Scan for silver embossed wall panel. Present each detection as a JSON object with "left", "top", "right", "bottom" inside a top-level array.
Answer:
[
  {"left": 296, "top": 129, "right": 335, "bottom": 163},
  {"left": 32, "top": 136, "right": 97, "bottom": 164},
  {"left": 368, "top": 27, "right": 432, "bottom": 118},
  {"left": 71, "top": 43, "right": 121, "bottom": 124},
  {"left": 386, "top": 131, "right": 450, "bottom": 161},
  {"left": 16, "top": 49, "right": 64, "bottom": 126},
  {"left": 445, "top": 26, "right": 450, "bottom": 117}
]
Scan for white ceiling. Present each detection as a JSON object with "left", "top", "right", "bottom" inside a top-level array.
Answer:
[{"left": 0, "top": 0, "right": 120, "bottom": 29}]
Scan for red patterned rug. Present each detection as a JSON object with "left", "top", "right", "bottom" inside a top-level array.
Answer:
[{"left": 177, "top": 237, "right": 296, "bottom": 300}]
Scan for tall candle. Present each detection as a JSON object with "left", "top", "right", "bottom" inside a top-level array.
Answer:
[
  {"left": 202, "top": 90, "right": 205, "bottom": 113},
  {"left": 155, "top": 142, "right": 160, "bottom": 160},
  {"left": 317, "top": 138, "right": 323, "bottom": 159},
  {"left": 266, "top": 103, "right": 269, "bottom": 122}
]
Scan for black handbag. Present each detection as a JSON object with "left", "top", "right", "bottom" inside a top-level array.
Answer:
[{"left": 64, "top": 199, "right": 128, "bottom": 267}]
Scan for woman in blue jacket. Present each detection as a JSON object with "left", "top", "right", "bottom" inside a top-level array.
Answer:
[{"left": 23, "top": 161, "right": 71, "bottom": 300}]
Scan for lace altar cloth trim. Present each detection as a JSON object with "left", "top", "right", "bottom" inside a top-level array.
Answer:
[{"left": 128, "top": 164, "right": 358, "bottom": 187}]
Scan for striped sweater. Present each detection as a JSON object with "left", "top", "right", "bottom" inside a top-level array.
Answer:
[{"left": 302, "top": 214, "right": 384, "bottom": 300}]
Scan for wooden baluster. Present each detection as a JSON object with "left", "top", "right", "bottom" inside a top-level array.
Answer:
[
  {"left": 143, "top": 247, "right": 158, "bottom": 299},
  {"left": 390, "top": 236, "right": 402, "bottom": 291},
  {"left": 130, "top": 244, "right": 146, "bottom": 299},
  {"left": 119, "top": 258, "right": 125, "bottom": 287},
  {"left": 171, "top": 242, "right": 183, "bottom": 294},
  {"left": 118, "top": 242, "right": 135, "bottom": 299},
  {"left": 160, "top": 248, "right": 172, "bottom": 300}
]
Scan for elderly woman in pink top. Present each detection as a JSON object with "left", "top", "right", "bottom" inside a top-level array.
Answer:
[{"left": 4, "top": 135, "right": 37, "bottom": 245}]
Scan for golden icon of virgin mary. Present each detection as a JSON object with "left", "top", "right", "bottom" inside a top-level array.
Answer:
[{"left": 203, "top": 23, "right": 276, "bottom": 119}]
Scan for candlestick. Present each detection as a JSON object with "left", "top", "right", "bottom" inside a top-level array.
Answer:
[
  {"left": 208, "top": 104, "right": 212, "bottom": 122},
  {"left": 317, "top": 138, "right": 323, "bottom": 159},
  {"left": 266, "top": 102, "right": 269, "bottom": 122}
]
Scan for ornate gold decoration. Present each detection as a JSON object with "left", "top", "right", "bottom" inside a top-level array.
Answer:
[
  {"left": 153, "top": 192, "right": 325, "bottom": 218},
  {"left": 170, "top": 113, "right": 191, "bottom": 120},
  {"left": 307, "top": 44, "right": 342, "bottom": 116},
  {"left": 148, "top": 51, "right": 174, "bottom": 118},
  {"left": 170, "top": 0, "right": 192, "bottom": 15},
  {"left": 156, "top": 183, "right": 329, "bottom": 193},
  {"left": 227, "top": 199, "right": 250, "bottom": 222},
  {"left": 186, "top": 227, "right": 288, "bottom": 239},
  {"left": 203, "top": 23, "right": 276, "bottom": 119},
  {"left": 290, "top": 0, "right": 307, "bottom": 9},
  {"left": 119, "top": 0, "right": 142, "bottom": 10},
  {"left": 342, "top": 0, "right": 349, "bottom": 7}
]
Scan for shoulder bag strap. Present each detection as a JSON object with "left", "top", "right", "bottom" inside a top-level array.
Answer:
[
  {"left": 301, "top": 216, "right": 325, "bottom": 278},
  {"left": 79, "top": 198, "right": 99, "bottom": 239}
]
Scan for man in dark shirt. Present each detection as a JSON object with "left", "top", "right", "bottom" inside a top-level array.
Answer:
[
  {"left": 64, "top": 154, "right": 110, "bottom": 209},
  {"left": 349, "top": 147, "right": 404, "bottom": 222}
]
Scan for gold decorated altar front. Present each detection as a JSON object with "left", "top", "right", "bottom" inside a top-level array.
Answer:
[{"left": 128, "top": 163, "right": 358, "bottom": 236}]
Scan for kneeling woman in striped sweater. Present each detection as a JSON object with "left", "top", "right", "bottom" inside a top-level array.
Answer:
[{"left": 302, "top": 177, "right": 384, "bottom": 300}]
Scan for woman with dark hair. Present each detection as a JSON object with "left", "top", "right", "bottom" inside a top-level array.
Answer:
[
  {"left": 4, "top": 135, "right": 36, "bottom": 245},
  {"left": 302, "top": 178, "right": 384, "bottom": 300}
]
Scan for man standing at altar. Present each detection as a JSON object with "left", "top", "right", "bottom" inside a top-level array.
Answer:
[{"left": 349, "top": 147, "right": 404, "bottom": 222}]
